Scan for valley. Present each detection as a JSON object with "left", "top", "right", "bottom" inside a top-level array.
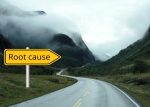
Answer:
[{"left": 0, "top": 0, "right": 150, "bottom": 107}]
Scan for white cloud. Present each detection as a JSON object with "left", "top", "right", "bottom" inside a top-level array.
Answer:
[{"left": 6, "top": 0, "right": 150, "bottom": 60}]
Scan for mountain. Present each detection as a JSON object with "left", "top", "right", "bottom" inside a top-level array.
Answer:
[
  {"left": 107, "top": 27, "right": 150, "bottom": 66},
  {"left": 33, "top": 11, "right": 47, "bottom": 15},
  {"left": 0, "top": 1, "right": 95, "bottom": 67},
  {"left": 72, "top": 27, "right": 150, "bottom": 75},
  {"left": 90, "top": 27, "right": 150, "bottom": 74},
  {"left": 50, "top": 34, "right": 95, "bottom": 67},
  {"left": 0, "top": 32, "right": 95, "bottom": 67}
]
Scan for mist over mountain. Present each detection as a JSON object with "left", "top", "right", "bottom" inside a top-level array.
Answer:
[
  {"left": 70, "top": 26, "right": 150, "bottom": 76},
  {"left": 51, "top": 34, "right": 95, "bottom": 67},
  {"left": 0, "top": 1, "right": 95, "bottom": 67},
  {"left": 81, "top": 26, "right": 150, "bottom": 75},
  {"left": 100, "top": 26, "right": 150, "bottom": 74},
  {"left": 0, "top": 1, "right": 40, "bottom": 16},
  {"left": 106, "top": 26, "right": 150, "bottom": 66}
]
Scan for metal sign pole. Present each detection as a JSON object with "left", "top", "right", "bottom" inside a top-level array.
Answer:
[{"left": 26, "top": 47, "right": 30, "bottom": 88}]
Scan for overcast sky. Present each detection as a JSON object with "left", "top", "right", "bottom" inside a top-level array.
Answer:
[{"left": 7, "top": 0, "right": 150, "bottom": 60}]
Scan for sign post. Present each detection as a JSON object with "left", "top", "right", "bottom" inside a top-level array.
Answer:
[
  {"left": 26, "top": 47, "right": 30, "bottom": 88},
  {"left": 4, "top": 48, "right": 61, "bottom": 88},
  {"left": 26, "top": 64, "right": 30, "bottom": 88}
]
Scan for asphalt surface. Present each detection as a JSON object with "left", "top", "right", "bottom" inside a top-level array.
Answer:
[{"left": 11, "top": 70, "right": 141, "bottom": 107}]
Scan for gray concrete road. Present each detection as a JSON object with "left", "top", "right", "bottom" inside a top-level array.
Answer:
[{"left": 10, "top": 70, "right": 141, "bottom": 107}]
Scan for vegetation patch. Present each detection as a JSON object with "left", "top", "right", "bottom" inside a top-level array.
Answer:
[{"left": 0, "top": 73, "right": 77, "bottom": 107}]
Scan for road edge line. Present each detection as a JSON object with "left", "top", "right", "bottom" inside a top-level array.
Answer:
[{"left": 109, "top": 83, "right": 141, "bottom": 107}]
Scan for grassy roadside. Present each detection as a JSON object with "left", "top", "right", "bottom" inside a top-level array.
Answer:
[
  {"left": 87, "top": 73, "right": 150, "bottom": 107},
  {"left": 0, "top": 73, "right": 77, "bottom": 107}
]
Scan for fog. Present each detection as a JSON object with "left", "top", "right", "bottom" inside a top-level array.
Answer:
[
  {"left": 0, "top": 0, "right": 80, "bottom": 50},
  {"left": 3, "top": 0, "right": 150, "bottom": 60}
]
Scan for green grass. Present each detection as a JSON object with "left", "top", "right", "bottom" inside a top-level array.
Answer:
[
  {"left": 87, "top": 73, "right": 150, "bottom": 107},
  {"left": 0, "top": 73, "right": 77, "bottom": 107}
]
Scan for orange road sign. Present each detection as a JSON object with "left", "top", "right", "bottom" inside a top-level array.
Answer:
[{"left": 4, "top": 49, "right": 61, "bottom": 65}]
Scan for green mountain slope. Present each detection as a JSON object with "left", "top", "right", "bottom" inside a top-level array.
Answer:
[
  {"left": 102, "top": 27, "right": 150, "bottom": 74},
  {"left": 108, "top": 27, "right": 150, "bottom": 65},
  {"left": 70, "top": 27, "right": 150, "bottom": 75}
]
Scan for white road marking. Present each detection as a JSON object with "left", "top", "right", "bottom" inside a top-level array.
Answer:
[
  {"left": 109, "top": 83, "right": 141, "bottom": 107},
  {"left": 76, "top": 102, "right": 81, "bottom": 107},
  {"left": 73, "top": 98, "right": 82, "bottom": 107}
]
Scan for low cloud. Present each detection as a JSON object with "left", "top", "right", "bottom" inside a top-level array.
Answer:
[
  {"left": 3, "top": 0, "right": 150, "bottom": 60},
  {"left": 0, "top": 0, "right": 80, "bottom": 50}
]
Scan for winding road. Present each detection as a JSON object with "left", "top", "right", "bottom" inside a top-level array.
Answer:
[{"left": 11, "top": 70, "right": 141, "bottom": 107}]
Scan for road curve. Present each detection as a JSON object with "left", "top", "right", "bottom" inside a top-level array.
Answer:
[{"left": 10, "top": 70, "right": 141, "bottom": 107}]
